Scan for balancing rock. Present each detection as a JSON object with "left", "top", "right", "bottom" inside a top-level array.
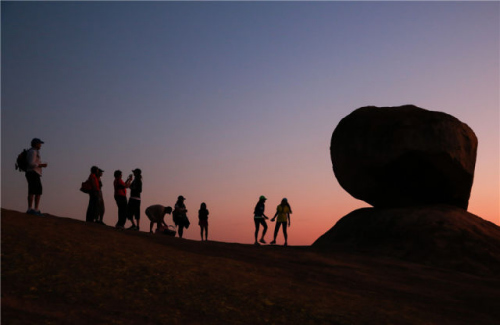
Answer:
[{"left": 330, "top": 105, "right": 477, "bottom": 209}]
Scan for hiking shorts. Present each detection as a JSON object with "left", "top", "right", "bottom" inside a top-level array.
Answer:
[
  {"left": 25, "top": 171, "right": 42, "bottom": 195},
  {"left": 127, "top": 199, "right": 141, "bottom": 220},
  {"left": 254, "top": 218, "right": 267, "bottom": 228}
]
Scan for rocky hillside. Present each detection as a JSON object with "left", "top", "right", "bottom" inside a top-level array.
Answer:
[{"left": 2, "top": 208, "right": 500, "bottom": 324}]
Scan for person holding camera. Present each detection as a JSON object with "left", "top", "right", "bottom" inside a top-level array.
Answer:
[
  {"left": 113, "top": 170, "right": 132, "bottom": 229},
  {"left": 126, "top": 168, "right": 143, "bottom": 230}
]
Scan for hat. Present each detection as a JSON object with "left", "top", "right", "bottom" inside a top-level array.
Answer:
[
  {"left": 91, "top": 166, "right": 104, "bottom": 173},
  {"left": 259, "top": 195, "right": 267, "bottom": 201},
  {"left": 31, "top": 138, "right": 44, "bottom": 146},
  {"left": 132, "top": 168, "right": 142, "bottom": 175},
  {"left": 178, "top": 195, "right": 186, "bottom": 200}
]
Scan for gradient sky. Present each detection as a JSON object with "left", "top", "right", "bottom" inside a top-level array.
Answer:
[{"left": 2, "top": 1, "right": 499, "bottom": 245}]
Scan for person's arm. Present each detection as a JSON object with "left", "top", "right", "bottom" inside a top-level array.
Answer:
[
  {"left": 124, "top": 175, "right": 132, "bottom": 188},
  {"left": 271, "top": 209, "right": 278, "bottom": 222},
  {"left": 287, "top": 212, "right": 291, "bottom": 227}
]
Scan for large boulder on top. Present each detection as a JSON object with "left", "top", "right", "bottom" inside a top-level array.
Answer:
[
  {"left": 331, "top": 105, "right": 477, "bottom": 209},
  {"left": 312, "top": 205, "right": 500, "bottom": 275}
]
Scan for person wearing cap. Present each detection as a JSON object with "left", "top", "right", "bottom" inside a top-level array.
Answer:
[
  {"left": 270, "top": 198, "right": 292, "bottom": 246},
  {"left": 173, "top": 195, "right": 190, "bottom": 238},
  {"left": 86, "top": 166, "right": 103, "bottom": 223},
  {"left": 126, "top": 168, "right": 143, "bottom": 230},
  {"left": 25, "top": 138, "right": 48, "bottom": 215},
  {"left": 253, "top": 195, "right": 269, "bottom": 245}
]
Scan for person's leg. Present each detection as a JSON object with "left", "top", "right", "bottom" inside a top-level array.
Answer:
[
  {"left": 205, "top": 225, "right": 208, "bottom": 241},
  {"left": 260, "top": 219, "right": 267, "bottom": 243},
  {"left": 26, "top": 172, "right": 34, "bottom": 212},
  {"left": 282, "top": 222, "right": 288, "bottom": 246},
  {"left": 126, "top": 201, "right": 136, "bottom": 228},
  {"left": 200, "top": 226, "right": 203, "bottom": 240},
  {"left": 26, "top": 172, "right": 42, "bottom": 214},
  {"left": 254, "top": 219, "right": 261, "bottom": 244},
  {"left": 178, "top": 225, "right": 184, "bottom": 238},
  {"left": 260, "top": 220, "right": 268, "bottom": 243},
  {"left": 271, "top": 223, "right": 281, "bottom": 244},
  {"left": 86, "top": 194, "right": 98, "bottom": 222},
  {"left": 134, "top": 201, "right": 141, "bottom": 230},
  {"left": 115, "top": 196, "right": 124, "bottom": 228},
  {"left": 34, "top": 195, "right": 41, "bottom": 212},
  {"left": 27, "top": 194, "right": 34, "bottom": 211}
]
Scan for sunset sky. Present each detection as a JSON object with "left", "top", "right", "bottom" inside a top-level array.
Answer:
[{"left": 2, "top": 1, "right": 498, "bottom": 245}]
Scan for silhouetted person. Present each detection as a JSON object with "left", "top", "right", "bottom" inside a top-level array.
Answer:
[
  {"left": 270, "top": 198, "right": 292, "bottom": 246},
  {"left": 86, "top": 166, "right": 103, "bottom": 223},
  {"left": 198, "top": 202, "right": 209, "bottom": 241},
  {"left": 145, "top": 204, "right": 173, "bottom": 233},
  {"left": 96, "top": 169, "right": 105, "bottom": 225},
  {"left": 173, "top": 196, "right": 190, "bottom": 238},
  {"left": 25, "top": 138, "right": 48, "bottom": 215},
  {"left": 254, "top": 195, "right": 269, "bottom": 245},
  {"left": 113, "top": 170, "right": 132, "bottom": 229},
  {"left": 126, "top": 168, "right": 142, "bottom": 230}
]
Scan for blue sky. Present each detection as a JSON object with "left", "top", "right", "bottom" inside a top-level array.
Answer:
[{"left": 2, "top": 1, "right": 498, "bottom": 244}]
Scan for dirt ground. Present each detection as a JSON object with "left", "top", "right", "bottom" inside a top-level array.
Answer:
[{"left": 2, "top": 208, "right": 500, "bottom": 324}]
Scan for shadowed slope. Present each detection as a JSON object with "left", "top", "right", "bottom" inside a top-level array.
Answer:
[{"left": 2, "top": 208, "right": 500, "bottom": 324}]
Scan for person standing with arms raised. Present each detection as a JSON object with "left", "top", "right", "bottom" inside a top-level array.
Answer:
[
  {"left": 126, "top": 168, "right": 143, "bottom": 230},
  {"left": 113, "top": 170, "right": 132, "bottom": 229}
]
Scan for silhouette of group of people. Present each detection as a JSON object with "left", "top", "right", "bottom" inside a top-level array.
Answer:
[
  {"left": 86, "top": 166, "right": 200, "bottom": 239},
  {"left": 22, "top": 138, "right": 292, "bottom": 245}
]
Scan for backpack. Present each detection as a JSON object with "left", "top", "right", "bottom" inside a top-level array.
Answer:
[
  {"left": 15, "top": 149, "right": 29, "bottom": 172},
  {"left": 80, "top": 178, "right": 92, "bottom": 193}
]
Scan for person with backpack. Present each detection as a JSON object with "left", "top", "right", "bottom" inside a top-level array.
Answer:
[
  {"left": 86, "top": 166, "right": 103, "bottom": 223},
  {"left": 173, "top": 195, "right": 190, "bottom": 238},
  {"left": 270, "top": 198, "right": 292, "bottom": 246},
  {"left": 253, "top": 195, "right": 269, "bottom": 245},
  {"left": 25, "top": 138, "right": 48, "bottom": 216}
]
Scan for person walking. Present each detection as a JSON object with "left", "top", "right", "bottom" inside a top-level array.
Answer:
[
  {"left": 25, "top": 138, "right": 48, "bottom": 215},
  {"left": 198, "top": 202, "right": 209, "bottom": 241},
  {"left": 113, "top": 170, "right": 132, "bottom": 229},
  {"left": 270, "top": 198, "right": 292, "bottom": 246},
  {"left": 86, "top": 166, "right": 103, "bottom": 223},
  {"left": 145, "top": 204, "right": 173, "bottom": 233},
  {"left": 253, "top": 195, "right": 269, "bottom": 245},
  {"left": 126, "top": 168, "right": 142, "bottom": 230},
  {"left": 173, "top": 196, "right": 190, "bottom": 238}
]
